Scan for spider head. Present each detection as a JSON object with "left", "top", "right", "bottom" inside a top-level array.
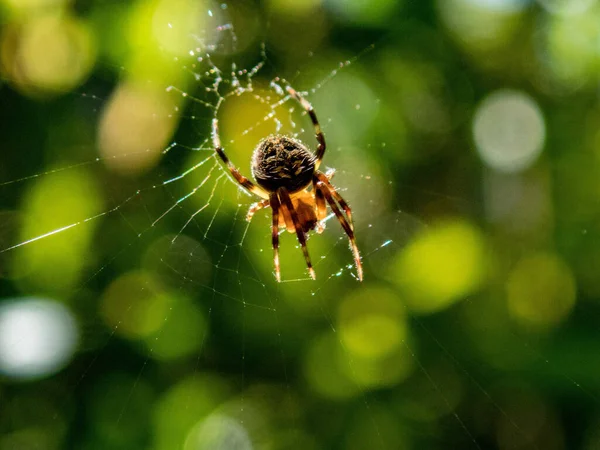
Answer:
[{"left": 251, "top": 135, "right": 316, "bottom": 193}]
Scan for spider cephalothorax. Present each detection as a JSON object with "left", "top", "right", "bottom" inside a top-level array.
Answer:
[{"left": 212, "top": 85, "right": 362, "bottom": 282}]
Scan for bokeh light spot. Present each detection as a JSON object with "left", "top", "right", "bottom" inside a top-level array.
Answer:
[
  {"left": 1, "top": 0, "right": 67, "bottom": 15},
  {"left": 313, "top": 72, "right": 379, "bottom": 147},
  {"left": 217, "top": 89, "right": 277, "bottom": 183},
  {"left": 98, "top": 82, "right": 178, "bottom": 175},
  {"left": 391, "top": 219, "right": 487, "bottom": 314},
  {"left": 154, "top": 375, "right": 231, "bottom": 450},
  {"left": 473, "top": 89, "right": 546, "bottom": 173},
  {"left": 536, "top": 0, "right": 597, "bottom": 16},
  {"left": 0, "top": 14, "right": 95, "bottom": 95},
  {"left": 304, "top": 332, "right": 361, "bottom": 399},
  {"left": 335, "top": 286, "right": 414, "bottom": 388},
  {"left": 343, "top": 344, "right": 415, "bottom": 389},
  {"left": 143, "top": 296, "right": 208, "bottom": 361},
  {"left": 437, "top": 0, "right": 525, "bottom": 55},
  {"left": 101, "top": 271, "right": 174, "bottom": 339},
  {"left": 184, "top": 414, "right": 252, "bottom": 450},
  {"left": 506, "top": 252, "right": 576, "bottom": 329},
  {"left": 305, "top": 322, "right": 414, "bottom": 395},
  {"left": 540, "top": 7, "right": 600, "bottom": 89},
  {"left": 151, "top": 0, "right": 209, "bottom": 55},
  {"left": 0, "top": 298, "right": 78, "bottom": 380},
  {"left": 465, "top": 0, "right": 530, "bottom": 11},
  {"left": 12, "top": 169, "right": 103, "bottom": 295},
  {"left": 337, "top": 286, "right": 406, "bottom": 360}
]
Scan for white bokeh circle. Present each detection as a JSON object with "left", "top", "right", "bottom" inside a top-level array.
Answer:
[
  {"left": 473, "top": 89, "right": 546, "bottom": 173},
  {"left": 536, "top": 0, "right": 597, "bottom": 16},
  {"left": 0, "top": 298, "right": 78, "bottom": 380}
]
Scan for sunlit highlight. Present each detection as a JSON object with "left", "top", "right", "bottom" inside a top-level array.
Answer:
[
  {"left": 304, "top": 332, "right": 361, "bottom": 399},
  {"left": 507, "top": 252, "right": 576, "bottom": 329},
  {"left": 392, "top": 219, "right": 487, "bottom": 314},
  {"left": 151, "top": 0, "right": 209, "bottom": 55},
  {"left": 314, "top": 72, "right": 379, "bottom": 148},
  {"left": 98, "top": 82, "right": 178, "bottom": 175},
  {"left": 143, "top": 296, "right": 208, "bottom": 361},
  {"left": 127, "top": 0, "right": 210, "bottom": 64},
  {"left": 437, "top": 0, "right": 524, "bottom": 53},
  {"left": 337, "top": 286, "right": 406, "bottom": 360},
  {"left": 154, "top": 375, "right": 231, "bottom": 449},
  {"left": 0, "top": 298, "right": 78, "bottom": 379},
  {"left": 0, "top": 14, "right": 95, "bottom": 95},
  {"left": 1, "top": 0, "right": 67, "bottom": 15},
  {"left": 11, "top": 170, "right": 103, "bottom": 294},
  {"left": 540, "top": 6, "right": 600, "bottom": 89},
  {"left": 473, "top": 90, "right": 546, "bottom": 173},
  {"left": 101, "top": 271, "right": 175, "bottom": 339},
  {"left": 184, "top": 414, "right": 252, "bottom": 450},
  {"left": 464, "top": 0, "right": 530, "bottom": 10},
  {"left": 537, "top": 0, "right": 597, "bottom": 16}
]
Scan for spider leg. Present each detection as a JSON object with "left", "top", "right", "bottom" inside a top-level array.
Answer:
[
  {"left": 316, "top": 181, "right": 363, "bottom": 281},
  {"left": 246, "top": 199, "right": 270, "bottom": 222},
  {"left": 212, "top": 118, "right": 269, "bottom": 199},
  {"left": 285, "top": 86, "right": 326, "bottom": 169},
  {"left": 314, "top": 180, "right": 327, "bottom": 233},
  {"left": 314, "top": 169, "right": 335, "bottom": 233},
  {"left": 315, "top": 171, "right": 354, "bottom": 230},
  {"left": 278, "top": 188, "right": 316, "bottom": 280},
  {"left": 270, "top": 193, "right": 282, "bottom": 282}
]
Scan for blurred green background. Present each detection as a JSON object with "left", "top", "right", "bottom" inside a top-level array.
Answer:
[{"left": 2, "top": 0, "right": 600, "bottom": 449}]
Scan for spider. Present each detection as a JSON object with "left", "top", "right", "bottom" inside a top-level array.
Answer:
[{"left": 212, "top": 85, "right": 362, "bottom": 282}]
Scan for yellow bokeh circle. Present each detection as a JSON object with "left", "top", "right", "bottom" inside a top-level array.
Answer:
[
  {"left": 391, "top": 219, "right": 487, "bottom": 314},
  {"left": 1, "top": 14, "right": 95, "bottom": 95},
  {"left": 337, "top": 286, "right": 406, "bottom": 360},
  {"left": 506, "top": 252, "right": 576, "bottom": 329}
]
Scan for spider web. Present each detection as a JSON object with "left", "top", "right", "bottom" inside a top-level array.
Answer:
[{"left": 0, "top": 2, "right": 597, "bottom": 449}]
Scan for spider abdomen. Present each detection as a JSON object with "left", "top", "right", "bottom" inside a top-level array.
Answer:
[{"left": 251, "top": 135, "right": 316, "bottom": 193}]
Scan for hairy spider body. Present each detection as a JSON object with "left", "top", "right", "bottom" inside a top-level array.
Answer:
[
  {"left": 213, "top": 85, "right": 362, "bottom": 282},
  {"left": 252, "top": 135, "right": 316, "bottom": 193}
]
